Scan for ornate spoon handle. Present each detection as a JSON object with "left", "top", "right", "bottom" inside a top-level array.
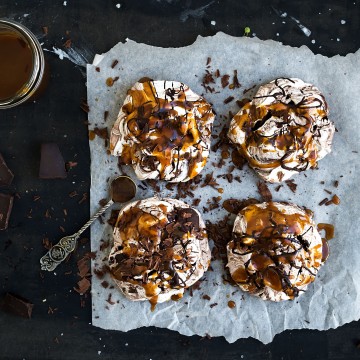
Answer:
[{"left": 40, "top": 199, "right": 114, "bottom": 271}]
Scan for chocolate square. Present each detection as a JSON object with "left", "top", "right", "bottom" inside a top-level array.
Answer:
[
  {"left": 0, "top": 293, "right": 33, "bottom": 318},
  {"left": 0, "top": 193, "right": 13, "bottom": 230},
  {"left": 39, "top": 143, "right": 67, "bottom": 179},
  {"left": 0, "top": 153, "right": 14, "bottom": 186}
]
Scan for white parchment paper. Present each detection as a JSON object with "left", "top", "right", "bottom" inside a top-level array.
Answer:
[{"left": 87, "top": 33, "right": 360, "bottom": 344}]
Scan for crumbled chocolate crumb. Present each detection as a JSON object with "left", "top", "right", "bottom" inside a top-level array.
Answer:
[
  {"left": 206, "top": 215, "right": 232, "bottom": 260},
  {"left": 334, "top": 180, "right": 339, "bottom": 188},
  {"left": 285, "top": 179, "right": 297, "bottom": 193},
  {"left": 106, "top": 293, "right": 115, "bottom": 305},
  {"left": 275, "top": 185, "right": 282, "bottom": 192},
  {"left": 42, "top": 26, "right": 48, "bottom": 35},
  {"left": 223, "top": 198, "right": 258, "bottom": 214},
  {"left": 42, "top": 237, "right": 52, "bottom": 250},
  {"left": 108, "top": 209, "right": 120, "bottom": 227},
  {"left": 192, "top": 198, "right": 201, "bottom": 206},
  {"left": 77, "top": 257, "right": 90, "bottom": 278},
  {"left": 231, "top": 150, "right": 246, "bottom": 169},
  {"left": 93, "top": 127, "right": 108, "bottom": 141},
  {"left": 214, "top": 69, "right": 220, "bottom": 78},
  {"left": 225, "top": 173, "right": 233, "bottom": 183},
  {"left": 206, "top": 57, "right": 211, "bottom": 66},
  {"left": 202, "top": 294, "right": 211, "bottom": 301},
  {"left": 257, "top": 181, "right": 272, "bottom": 201},
  {"left": 324, "top": 189, "right": 332, "bottom": 195},
  {"left": 95, "top": 67, "right": 100, "bottom": 72},
  {"left": 69, "top": 191, "right": 78, "bottom": 198},
  {"left": 210, "top": 303, "right": 218, "bottom": 308}
]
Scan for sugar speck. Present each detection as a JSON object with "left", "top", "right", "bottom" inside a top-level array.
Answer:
[
  {"left": 63, "top": 1, "right": 67, "bottom": 5},
  {"left": 341, "top": 20, "right": 346, "bottom": 24},
  {"left": 116, "top": 3, "right": 121, "bottom": 8},
  {"left": 311, "top": 39, "right": 315, "bottom": 44},
  {"left": 276, "top": 33, "right": 279, "bottom": 36},
  {"left": 337, "top": 38, "right": 340, "bottom": 42},
  {"left": 98, "top": 351, "right": 101, "bottom": 355},
  {"left": 211, "top": 20, "right": 216, "bottom": 26}
]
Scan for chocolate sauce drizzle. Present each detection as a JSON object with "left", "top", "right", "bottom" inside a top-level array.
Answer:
[
  {"left": 231, "top": 78, "right": 334, "bottom": 177},
  {"left": 119, "top": 80, "right": 214, "bottom": 181},
  {"left": 109, "top": 202, "right": 206, "bottom": 298},
  {"left": 230, "top": 203, "right": 322, "bottom": 299}
]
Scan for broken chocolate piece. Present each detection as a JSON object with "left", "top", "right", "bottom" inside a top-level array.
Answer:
[
  {"left": 0, "top": 293, "right": 33, "bottom": 318},
  {"left": 0, "top": 153, "right": 14, "bottom": 186},
  {"left": 0, "top": 193, "right": 13, "bottom": 230},
  {"left": 39, "top": 143, "right": 67, "bottom": 179},
  {"left": 257, "top": 181, "right": 272, "bottom": 201}
]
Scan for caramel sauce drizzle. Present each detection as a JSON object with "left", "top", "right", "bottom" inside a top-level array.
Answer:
[
  {"left": 231, "top": 78, "right": 329, "bottom": 174},
  {"left": 109, "top": 203, "right": 203, "bottom": 308},
  {"left": 230, "top": 203, "right": 323, "bottom": 299},
  {"left": 118, "top": 80, "right": 214, "bottom": 180}
]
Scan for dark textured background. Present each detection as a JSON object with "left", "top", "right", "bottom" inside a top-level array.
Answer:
[{"left": 0, "top": 1, "right": 359, "bottom": 359}]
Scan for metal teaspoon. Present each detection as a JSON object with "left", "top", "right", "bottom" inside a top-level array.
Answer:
[{"left": 39, "top": 175, "right": 137, "bottom": 272}]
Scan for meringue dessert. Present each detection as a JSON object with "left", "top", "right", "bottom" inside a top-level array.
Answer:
[
  {"left": 108, "top": 197, "right": 211, "bottom": 308},
  {"left": 227, "top": 202, "right": 325, "bottom": 301},
  {"left": 228, "top": 78, "right": 335, "bottom": 182},
  {"left": 110, "top": 79, "right": 215, "bottom": 182}
]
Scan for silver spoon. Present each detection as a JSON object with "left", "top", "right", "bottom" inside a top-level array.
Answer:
[{"left": 40, "top": 175, "right": 137, "bottom": 272}]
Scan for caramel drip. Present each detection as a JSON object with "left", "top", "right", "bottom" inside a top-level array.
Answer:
[
  {"left": 120, "top": 81, "right": 213, "bottom": 180},
  {"left": 317, "top": 223, "right": 335, "bottom": 240},
  {"left": 232, "top": 86, "right": 328, "bottom": 173},
  {"left": 231, "top": 203, "right": 321, "bottom": 299}
]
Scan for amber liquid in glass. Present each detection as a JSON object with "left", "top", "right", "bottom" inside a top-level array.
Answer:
[{"left": 0, "top": 32, "right": 33, "bottom": 101}]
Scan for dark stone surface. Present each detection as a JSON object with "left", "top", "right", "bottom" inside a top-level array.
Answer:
[{"left": 0, "top": 0, "right": 359, "bottom": 359}]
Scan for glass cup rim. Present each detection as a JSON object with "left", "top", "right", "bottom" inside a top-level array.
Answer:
[{"left": 0, "top": 18, "right": 45, "bottom": 109}]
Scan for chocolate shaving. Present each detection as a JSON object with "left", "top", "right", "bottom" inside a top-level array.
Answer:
[
  {"left": 319, "top": 198, "right": 328, "bottom": 206},
  {"left": 223, "top": 198, "right": 258, "bottom": 214},
  {"left": 221, "top": 74, "right": 230, "bottom": 88},
  {"left": 285, "top": 179, "right": 297, "bottom": 193},
  {"left": 101, "top": 281, "right": 109, "bottom": 288},
  {"left": 73, "top": 278, "right": 91, "bottom": 294},
  {"left": 104, "top": 111, "right": 109, "bottom": 121},
  {"left": 77, "top": 257, "right": 90, "bottom": 278},
  {"left": 202, "top": 294, "right": 211, "bottom": 301},
  {"left": 206, "top": 57, "right": 211, "bottom": 66},
  {"left": 63, "top": 39, "right": 72, "bottom": 48},
  {"left": 232, "top": 70, "right": 241, "bottom": 88},
  {"left": 42, "top": 26, "right": 48, "bottom": 35},
  {"left": 111, "top": 60, "right": 119, "bottom": 68},
  {"left": 224, "top": 96, "right": 234, "bottom": 104},
  {"left": 257, "top": 181, "right": 272, "bottom": 201},
  {"left": 210, "top": 303, "right": 218, "bottom": 308},
  {"left": 42, "top": 238, "right": 52, "bottom": 250}
]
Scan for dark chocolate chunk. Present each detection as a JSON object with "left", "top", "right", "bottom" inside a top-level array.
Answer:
[
  {"left": 257, "top": 181, "right": 272, "bottom": 201},
  {"left": 0, "top": 193, "right": 14, "bottom": 230},
  {"left": 0, "top": 293, "right": 33, "bottom": 318},
  {"left": 39, "top": 143, "right": 67, "bottom": 179},
  {"left": 0, "top": 154, "right": 14, "bottom": 186}
]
